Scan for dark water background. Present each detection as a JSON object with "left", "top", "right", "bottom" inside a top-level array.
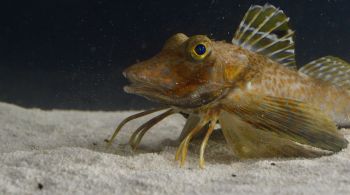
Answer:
[{"left": 0, "top": 0, "right": 349, "bottom": 110}]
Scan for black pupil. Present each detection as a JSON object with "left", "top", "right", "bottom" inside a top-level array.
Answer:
[{"left": 194, "top": 44, "right": 206, "bottom": 55}]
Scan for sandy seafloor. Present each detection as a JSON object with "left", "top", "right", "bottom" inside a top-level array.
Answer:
[{"left": 1, "top": 102, "right": 350, "bottom": 195}]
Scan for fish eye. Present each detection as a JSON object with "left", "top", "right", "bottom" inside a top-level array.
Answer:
[
  {"left": 188, "top": 43, "right": 211, "bottom": 61},
  {"left": 190, "top": 42, "right": 209, "bottom": 61},
  {"left": 186, "top": 35, "right": 212, "bottom": 61},
  {"left": 194, "top": 44, "right": 206, "bottom": 56}
]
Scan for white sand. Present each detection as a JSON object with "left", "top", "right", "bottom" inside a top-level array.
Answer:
[{"left": 0, "top": 102, "right": 350, "bottom": 195}]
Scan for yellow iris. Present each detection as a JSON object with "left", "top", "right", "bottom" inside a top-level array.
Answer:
[{"left": 186, "top": 35, "right": 212, "bottom": 61}]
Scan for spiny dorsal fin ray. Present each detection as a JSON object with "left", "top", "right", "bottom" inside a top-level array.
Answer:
[
  {"left": 299, "top": 56, "right": 350, "bottom": 89},
  {"left": 233, "top": 4, "right": 296, "bottom": 69},
  {"left": 222, "top": 94, "right": 348, "bottom": 152}
]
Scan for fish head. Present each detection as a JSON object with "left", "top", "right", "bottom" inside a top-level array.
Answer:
[{"left": 123, "top": 33, "right": 248, "bottom": 108}]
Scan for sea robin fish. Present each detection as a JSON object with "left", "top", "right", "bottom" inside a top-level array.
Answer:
[{"left": 107, "top": 4, "right": 349, "bottom": 168}]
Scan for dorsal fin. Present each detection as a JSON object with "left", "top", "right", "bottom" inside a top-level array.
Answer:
[
  {"left": 232, "top": 4, "right": 296, "bottom": 69},
  {"left": 299, "top": 56, "right": 350, "bottom": 89}
]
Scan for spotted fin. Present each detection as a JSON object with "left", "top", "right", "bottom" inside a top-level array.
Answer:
[
  {"left": 222, "top": 94, "right": 348, "bottom": 153},
  {"left": 232, "top": 4, "right": 296, "bottom": 69},
  {"left": 219, "top": 111, "right": 332, "bottom": 159},
  {"left": 299, "top": 56, "right": 350, "bottom": 89}
]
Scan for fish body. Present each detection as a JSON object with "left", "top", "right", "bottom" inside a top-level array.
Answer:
[
  {"left": 109, "top": 4, "right": 349, "bottom": 168},
  {"left": 226, "top": 50, "right": 350, "bottom": 127}
]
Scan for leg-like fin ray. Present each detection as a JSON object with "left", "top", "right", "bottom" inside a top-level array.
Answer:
[
  {"left": 178, "top": 114, "right": 201, "bottom": 141},
  {"left": 199, "top": 118, "right": 218, "bottom": 168},
  {"left": 107, "top": 107, "right": 168, "bottom": 145},
  {"left": 129, "top": 109, "right": 175, "bottom": 150},
  {"left": 175, "top": 118, "right": 209, "bottom": 166}
]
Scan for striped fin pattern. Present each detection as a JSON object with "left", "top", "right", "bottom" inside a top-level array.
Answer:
[
  {"left": 299, "top": 56, "right": 350, "bottom": 89},
  {"left": 219, "top": 111, "right": 332, "bottom": 159},
  {"left": 222, "top": 95, "right": 348, "bottom": 153},
  {"left": 233, "top": 4, "right": 296, "bottom": 69}
]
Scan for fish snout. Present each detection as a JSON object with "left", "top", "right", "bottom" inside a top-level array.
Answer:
[{"left": 122, "top": 64, "right": 153, "bottom": 85}]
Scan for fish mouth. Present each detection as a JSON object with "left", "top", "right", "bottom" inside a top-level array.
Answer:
[
  {"left": 122, "top": 71, "right": 228, "bottom": 108},
  {"left": 123, "top": 82, "right": 178, "bottom": 106},
  {"left": 123, "top": 73, "right": 169, "bottom": 101},
  {"left": 124, "top": 81, "right": 228, "bottom": 109},
  {"left": 123, "top": 83, "right": 162, "bottom": 95}
]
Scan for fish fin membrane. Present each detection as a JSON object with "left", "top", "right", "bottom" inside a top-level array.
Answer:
[
  {"left": 219, "top": 111, "right": 333, "bottom": 159},
  {"left": 178, "top": 114, "right": 201, "bottom": 140},
  {"left": 299, "top": 56, "right": 350, "bottom": 89},
  {"left": 221, "top": 94, "right": 348, "bottom": 153},
  {"left": 232, "top": 4, "right": 296, "bottom": 69}
]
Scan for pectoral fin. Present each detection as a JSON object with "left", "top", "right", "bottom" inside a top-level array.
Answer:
[
  {"left": 219, "top": 111, "right": 332, "bottom": 158},
  {"left": 222, "top": 95, "right": 348, "bottom": 153}
]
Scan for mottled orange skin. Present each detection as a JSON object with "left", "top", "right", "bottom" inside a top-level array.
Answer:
[
  {"left": 124, "top": 33, "right": 238, "bottom": 108},
  {"left": 231, "top": 50, "right": 350, "bottom": 126},
  {"left": 124, "top": 33, "right": 350, "bottom": 126}
]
